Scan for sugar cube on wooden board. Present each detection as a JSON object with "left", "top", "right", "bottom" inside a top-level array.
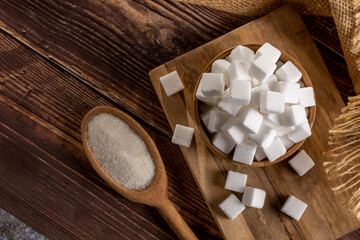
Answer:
[
  {"left": 159, "top": 70, "right": 184, "bottom": 96},
  {"left": 224, "top": 171, "right": 248, "bottom": 193},
  {"left": 242, "top": 187, "right": 266, "bottom": 209},
  {"left": 219, "top": 194, "right": 246, "bottom": 220},
  {"left": 288, "top": 150, "right": 315, "bottom": 176},
  {"left": 281, "top": 195, "right": 307, "bottom": 221},
  {"left": 171, "top": 124, "right": 194, "bottom": 147},
  {"left": 233, "top": 140, "right": 257, "bottom": 165}
]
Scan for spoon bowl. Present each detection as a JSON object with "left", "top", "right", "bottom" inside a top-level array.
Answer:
[{"left": 81, "top": 106, "right": 197, "bottom": 240}]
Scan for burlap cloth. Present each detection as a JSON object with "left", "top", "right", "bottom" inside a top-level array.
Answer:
[{"left": 179, "top": 0, "right": 360, "bottom": 218}]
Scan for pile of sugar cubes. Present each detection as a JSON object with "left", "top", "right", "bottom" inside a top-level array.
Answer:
[
  {"left": 220, "top": 148, "right": 315, "bottom": 221},
  {"left": 159, "top": 42, "right": 317, "bottom": 222},
  {"left": 197, "top": 42, "right": 315, "bottom": 165}
]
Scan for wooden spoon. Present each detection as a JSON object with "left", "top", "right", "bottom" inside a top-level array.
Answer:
[{"left": 81, "top": 106, "right": 198, "bottom": 240}]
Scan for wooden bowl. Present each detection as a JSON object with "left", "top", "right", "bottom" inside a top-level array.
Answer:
[{"left": 193, "top": 44, "right": 316, "bottom": 167}]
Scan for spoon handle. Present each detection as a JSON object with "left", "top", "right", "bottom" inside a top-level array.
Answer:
[{"left": 157, "top": 198, "right": 198, "bottom": 240}]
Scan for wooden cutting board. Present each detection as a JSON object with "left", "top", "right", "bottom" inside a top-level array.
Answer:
[{"left": 149, "top": 6, "right": 360, "bottom": 240}]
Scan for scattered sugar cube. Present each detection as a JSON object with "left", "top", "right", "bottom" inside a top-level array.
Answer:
[
  {"left": 255, "top": 42, "right": 281, "bottom": 63},
  {"left": 201, "top": 73, "right": 225, "bottom": 96},
  {"left": 242, "top": 187, "right": 266, "bottom": 209},
  {"left": 265, "top": 74, "right": 278, "bottom": 91},
  {"left": 281, "top": 195, "right": 307, "bottom": 221},
  {"left": 260, "top": 91, "right": 285, "bottom": 114},
  {"left": 275, "top": 61, "right": 302, "bottom": 83},
  {"left": 196, "top": 84, "right": 221, "bottom": 106},
  {"left": 299, "top": 87, "right": 315, "bottom": 107},
  {"left": 263, "top": 136, "right": 286, "bottom": 162},
  {"left": 276, "top": 81, "right": 300, "bottom": 104},
  {"left": 230, "top": 81, "right": 251, "bottom": 105},
  {"left": 233, "top": 140, "right": 257, "bottom": 165},
  {"left": 208, "top": 110, "right": 230, "bottom": 132},
  {"left": 280, "top": 135, "right": 295, "bottom": 150},
  {"left": 219, "top": 194, "right": 245, "bottom": 220},
  {"left": 250, "top": 83, "right": 269, "bottom": 108},
  {"left": 288, "top": 150, "right": 315, "bottom": 176},
  {"left": 160, "top": 71, "right": 184, "bottom": 96},
  {"left": 212, "top": 132, "right": 236, "bottom": 154},
  {"left": 171, "top": 124, "right": 194, "bottom": 147},
  {"left": 228, "top": 61, "right": 252, "bottom": 82},
  {"left": 248, "top": 55, "right": 277, "bottom": 82},
  {"left": 211, "top": 59, "right": 231, "bottom": 87},
  {"left": 221, "top": 118, "right": 246, "bottom": 144},
  {"left": 263, "top": 113, "right": 281, "bottom": 126},
  {"left": 288, "top": 122, "right": 312, "bottom": 143},
  {"left": 230, "top": 45, "right": 254, "bottom": 62},
  {"left": 224, "top": 171, "right": 248, "bottom": 193},
  {"left": 238, "top": 107, "right": 263, "bottom": 134},
  {"left": 282, "top": 105, "right": 307, "bottom": 127},
  {"left": 255, "top": 147, "right": 267, "bottom": 161},
  {"left": 276, "top": 61, "right": 284, "bottom": 70},
  {"left": 248, "top": 124, "right": 277, "bottom": 149},
  {"left": 218, "top": 89, "right": 243, "bottom": 116}
]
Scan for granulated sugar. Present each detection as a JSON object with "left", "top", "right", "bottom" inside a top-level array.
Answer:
[{"left": 87, "top": 113, "right": 155, "bottom": 190}]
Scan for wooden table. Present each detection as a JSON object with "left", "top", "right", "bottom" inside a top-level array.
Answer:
[{"left": 0, "top": 1, "right": 358, "bottom": 239}]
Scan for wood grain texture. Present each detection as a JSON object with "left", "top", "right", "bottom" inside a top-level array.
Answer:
[
  {"left": 149, "top": 7, "right": 360, "bottom": 240},
  {"left": 0, "top": 0, "right": 357, "bottom": 239}
]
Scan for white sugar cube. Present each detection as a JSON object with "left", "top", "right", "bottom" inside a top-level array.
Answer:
[
  {"left": 242, "top": 187, "right": 266, "bottom": 209},
  {"left": 281, "top": 195, "right": 307, "bottom": 221},
  {"left": 228, "top": 61, "right": 252, "bottom": 82},
  {"left": 265, "top": 74, "right": 277, "bottom": 91},
  {"left": 208, "top": 110, "right": 230, "bottom": 132},
  {"left": 211, "top": 59, "right": 231, "bottom": 87},
  {"left": 263, "top": 136, "right": 286, "bottom": 162},
  {"left": 201, "top": 73, "right": 224, "bottom": 96},
  {"left": 263, "top": 113, "right": 281, "bottom": 126},
  {"left": 224, "top": 171, "right": 248, "bottom": 193},
  {"left": 251, "top": 78, "right": 260, "bottom": 87},
  {"left": 221, "top": 118, "right": 246, "bottom": 144},
  {"left": 288, "top": 122, "right": 312, "bottom": 143},
  {"left": 212, "top": 132, "right": 236, "bottom": 154},
  {"left": 233, "top": 140, "right": 257, "bottom": 165},
  {"left": 299, "top": 87, "right": 315, "bottom": 107},
  {"left": 160, "top": 71, "right": 184, "bottom": 96},
  {"left": 276, "top": 61, "right": 284, "bottom": 70},
  {"left": 276, "top": 81, "right": 300, "bottom": 104},
  {"left": 280, "top": 135, "right": 295, "bottom": 150},
  {"left": 248, "top": 124, "right": 277, "bottom": 149},
  {"left": 200, "top": 107, "right": 218, "bottom": 133},
  {"left": 237, "top": 107, "right": 263, "bottom": 134},
  {"left": 275, "top": 125, "right": 295, "bottom": 137},
  {"left": 196, "top": 80, "right": 221, "bottom": 105},
  {"left": 255, "top": 147, "right": 267, "bottom": 161},
  {"left": 275, "top": 61, "right": 302, "bottom": 83},
  {"left": 250, "top": 83, "right": 269, "bottom": 108},
  {"left": 218, "top": 89, "right": 243, "bottom": 116},
  {"left": 255, "top": 42, "right": 281, "bottom": 63},
  {"left": 282, "top": 105, "right": 307, "bottom": 127},
  {"left": 230, "top": 81, "right": 251, "bottom": 105},
  {"left": 248, "top": 55, "right": 277, "bottom": 82},
  {"left": 171, "top": 124, "right": 194, "bottom": 147},
  {"left": 260, "top": 91, "right": 285, "bottom": 114},
  {"left": 219, "top": 194, "right": 245, "bottom": 220},
  {"left": 288, "top": 150, "right": 315, "bottom": 176},
  {"left": 230, "top": 45, "right": 254, "bottom": 62}
]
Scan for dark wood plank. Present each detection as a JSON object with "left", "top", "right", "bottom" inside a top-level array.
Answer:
[{"left": 0, "top": 30, "right": 221, "bottom": 239}]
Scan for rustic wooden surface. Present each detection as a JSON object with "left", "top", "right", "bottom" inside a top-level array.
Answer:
[
  {"left": 0, "top": 0, "right": 358, "bottom": 239},
  {"left": 149, "top": 7, "right": 360, "bottom": 239}
]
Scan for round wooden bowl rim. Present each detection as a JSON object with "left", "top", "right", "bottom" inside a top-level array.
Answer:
[{"left": 192, "top": 44, "right": 316, "bottom": 167}]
